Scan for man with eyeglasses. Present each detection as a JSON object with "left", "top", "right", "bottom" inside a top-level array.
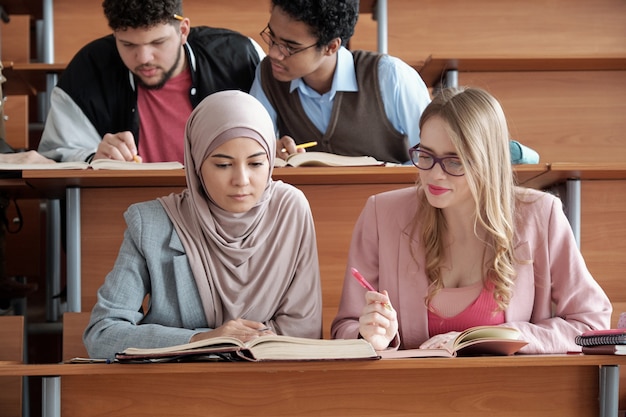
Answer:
[
  {"left": 250, "top": 0, "right": 431, "bottom": 165},
  {"left": 38, "top": 0, "right": 263, "bottom": 164},
  {"left": 251, "top": 0, "right": 540, "bottom": 166}
]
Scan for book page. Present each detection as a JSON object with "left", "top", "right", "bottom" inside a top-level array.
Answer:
[
  {"left": 274, "top": 158, "right": 288, "bottom": 168},
  {"left": 454, "top": 326, "right": 521, "bottom": 347},
  {"left": 248, "top": 336, "right": 378, "bottom": 360},
  {"left": 120, "top": 336, "right": 244, "bottom": 356},
  {"left": 0, "top": 160, "right": 185, "bottom": 171},
  {"left": 452, "top": 326, "right": 527, "bottom": 356},
  {"left": 377, "top": 347, "right": 454, "bottom": 359},
  {"left": 0, "top": 161, "right": 89, "bottom": 170},
  {"left": 89, "top": 160, "right": 184, "bottom": 170},
  {"left": 379, "top": 326, "right": 527, "bottom": 359},
  {"left": 287, "top": 152, "right": 383, "bottom": 167},
  {"left": 118, "top": 335, "right": 378, "bottom": 362}
]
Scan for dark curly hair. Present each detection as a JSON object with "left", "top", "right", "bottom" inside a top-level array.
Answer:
[
  {"left": 271, "top": 0, "right": 358, "bottom": 46},
  {"left": 102, "top": 0, "right": 183, "bottom": 31}
]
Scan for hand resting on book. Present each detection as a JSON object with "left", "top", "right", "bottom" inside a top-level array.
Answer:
[
  {"left": 419, "top": 331, "right": 461, "bottom": 350},
  {"left": 189, "top": 318, "right": 274, "bottom": 344}
]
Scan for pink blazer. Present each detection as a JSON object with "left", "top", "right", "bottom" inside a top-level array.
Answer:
[{"left": 331, "top": 186, "right": 612, "bottom": 353}]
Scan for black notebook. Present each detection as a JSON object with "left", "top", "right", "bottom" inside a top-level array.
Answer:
[{"left": 574, "top": 329, "right": 626, "bottom": 347}]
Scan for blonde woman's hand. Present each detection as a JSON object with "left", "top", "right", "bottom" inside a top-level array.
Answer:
[
  {"left": 419, "top": 331, "right": 461, "bottom": 350},
  {"left": 358, "top": 290, "right": 398, "bottom": 350}
]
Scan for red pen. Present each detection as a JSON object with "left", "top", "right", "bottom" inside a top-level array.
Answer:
[{"left": 351, "top": 267, "right": 392, "bottom": 310}]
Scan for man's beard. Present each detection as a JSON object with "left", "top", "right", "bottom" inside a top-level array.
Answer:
[{"left": 136, "top": 46, "right": 183, "bottom": 90}]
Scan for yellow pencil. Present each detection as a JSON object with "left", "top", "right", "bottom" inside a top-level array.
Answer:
[
  {"left": 132, "top": 154, "right": 141, "bottom": 163},
  {"left": 173, "top": 14, "right": 184, "bottom": 21},
  {"left": 281, "top": 141, "right": 318, "bottom": 153}
]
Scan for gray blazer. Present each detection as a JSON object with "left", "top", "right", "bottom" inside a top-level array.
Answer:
[{"left": 84, "top": 200, "right": 225, "bottom": 359}]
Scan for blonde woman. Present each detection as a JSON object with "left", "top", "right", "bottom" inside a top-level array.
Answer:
[{"left": 331, "top": 87, "right": 610, "bottom": 354}]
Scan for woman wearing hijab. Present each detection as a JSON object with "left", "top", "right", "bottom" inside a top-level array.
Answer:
[{"left": 84, "top": 90, "right": 322, "bottom": 360}]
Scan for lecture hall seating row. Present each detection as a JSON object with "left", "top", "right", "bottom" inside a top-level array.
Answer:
[{"left": 0, "top": 0, "right": 625, "bottom": 414}]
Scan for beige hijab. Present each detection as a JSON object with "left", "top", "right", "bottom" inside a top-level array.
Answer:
[{"left": 159, "top": 91, "right": 321, "bottom": 336}]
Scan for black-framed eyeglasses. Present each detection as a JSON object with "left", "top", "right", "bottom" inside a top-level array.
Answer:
[
  {"left": 409, "top": 145, "right": 465, "bottom": 177},
  {"left": 259, "top": 25, "right": 317, "bottom": 58}
]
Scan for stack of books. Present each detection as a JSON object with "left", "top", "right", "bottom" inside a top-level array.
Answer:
[{"left": 575, "top": 329, "right": 626, "bottom": 355}]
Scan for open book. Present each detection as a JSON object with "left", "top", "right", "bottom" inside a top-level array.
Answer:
[
  {"left": 274, "top": 151, "right": 384, "bottom": 167},
  {"left": 0, "top": 159, "right": 184, "bottom": 170},
  {"left": 378, "top": 326, "right": 528, "bottom": 359},
  {"left": 115, "top": 334, "right": 379, "bottom": 362}
]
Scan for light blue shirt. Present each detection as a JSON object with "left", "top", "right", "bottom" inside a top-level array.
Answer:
[{"left": 250, "top": 47, "right": 432, "bottom": 148}]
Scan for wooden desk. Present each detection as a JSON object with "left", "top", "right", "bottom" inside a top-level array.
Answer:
[
  {"left": 524, "top": 162, "right": 626, "bottom": 246},
  {"left": 415, "top": 56, "right": 626, "bottom": 88},
  {"left": 20, "top": 165, "right": 548, "bottom": 337},
  {"left": 0, "top": 177, "right": 38, "bottom": 199},
  {"left": 1, "top": 62, "right": 65, "bottom": 96},
  {"left": 0, "top": 355, "right": 622, "bottom": 417}
]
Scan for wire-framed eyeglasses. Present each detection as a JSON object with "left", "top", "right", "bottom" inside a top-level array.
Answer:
[
  {"left": 259, "top": 25, "right": 317, "bottom": 57},
  {"left": 409, "top": 145, "right": 465, "bottom": 177}
]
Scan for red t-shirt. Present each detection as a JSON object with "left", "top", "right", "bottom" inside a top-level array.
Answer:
[{"left": 137, "top": 69, "right": 193, "bottom": 163}]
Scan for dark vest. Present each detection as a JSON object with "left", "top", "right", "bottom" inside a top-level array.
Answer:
[{"left": 260, "top": 50, "right": 409, "bottom": 163}]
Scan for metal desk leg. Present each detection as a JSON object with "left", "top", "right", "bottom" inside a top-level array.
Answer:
[
  {"left": 565, "top": 178, "right": 581, "bottom": 248},
  {"left": 599, "top": 365, "right": 619, "bottom": 417},
  {"left": 42, "top": 0, "right": 54, "bottom": 64},
  {"left": 45, "top": 200, "right": 61, "bottom": 321},
  {"left": 374, "top": 0, "right": 388, "bottom": 54},
  {"left": 66, "top": 187, "right": 81, "bottom": 312},
  {"left": 445, "top": 69, "right": 458, "bottom": 88},
  {"left": 42, "top": 376, "right": 60, "bottom": 417}
]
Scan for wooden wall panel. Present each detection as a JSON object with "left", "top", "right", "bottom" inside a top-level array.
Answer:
[
  {"left": 580, "top": 180, "right": 626, "bottom": 327},
  {"left": 387, "top": 0, "right": 626, "bottom": 66},
  {"left": 3, "top": 94, "right": 28, "bottom": 150},
  {"left": 0, "top": 14, "right": 30, "bottom": 63},
  {"left": 459, "top": 70, "right": 626, "bottom": 164},
  {"left": 52, "top": 0, "right": 379, "bottom": 63}
]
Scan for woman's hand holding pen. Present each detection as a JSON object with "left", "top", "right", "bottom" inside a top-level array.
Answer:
[{"left": 358, "top": 290, "right": 398, "bottom": 351}]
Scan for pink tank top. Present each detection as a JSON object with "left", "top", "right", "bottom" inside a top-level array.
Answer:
[
  {"left": 427, "top": 281, "right": 505, "bottom": 336},
  {"left": 137, "top": 69, "right": 193, "bottom": 163}
]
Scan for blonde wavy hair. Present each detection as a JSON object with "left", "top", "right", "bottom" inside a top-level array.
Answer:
[{"left": 413, "top": 87, "right": 517, "bottom": 311}]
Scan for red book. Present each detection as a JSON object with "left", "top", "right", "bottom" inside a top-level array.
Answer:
[{"left": 582, "top": 345, "right": 626, "bottom": 355}]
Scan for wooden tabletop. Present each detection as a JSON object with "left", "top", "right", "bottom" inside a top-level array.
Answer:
[
  {"left": 415, "top": 56, "right": 626, "bottom": 87},
  {"left": 1, "top": 353, "right": 625, "bottom": 377}
]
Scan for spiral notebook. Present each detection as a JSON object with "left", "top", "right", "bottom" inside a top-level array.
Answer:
[{"left": 574, "top": 329, "right": 626, "bottom": 347}]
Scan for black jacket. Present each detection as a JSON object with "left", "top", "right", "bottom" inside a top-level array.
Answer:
[{"left": 39, "top": 26, "right": 261, "bottom": 162}]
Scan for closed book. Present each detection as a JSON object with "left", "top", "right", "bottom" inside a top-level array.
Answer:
[
  {"left": 574, "top": 329, "right": 626, "bottom": 347},
  {"left": 581, "top": 345, "right": 626, "bottom": 355}
]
